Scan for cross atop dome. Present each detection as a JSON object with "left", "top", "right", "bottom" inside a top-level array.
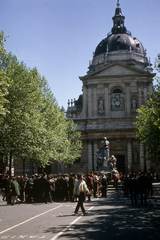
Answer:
[{"left": 117, "top": 0, "right": 120, "bottom": 8}]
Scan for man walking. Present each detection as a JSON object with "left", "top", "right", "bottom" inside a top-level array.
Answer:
[{"left": 73, "top": 174, "right": 89, "bottom": 215}]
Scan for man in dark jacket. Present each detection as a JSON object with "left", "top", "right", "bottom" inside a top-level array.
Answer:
[
  {"left": 86, "top": 174, "right": 91, "bottom": 201},
  {"left": 129, "top": 173, "right": 138, "bottom": 205},
  {"left": 38, "top": 173, "right": 47, "bottom": 203},
  {"left": 2, "top": 175, "right": 11, "bottom": 203},
  {"left": 33, "top": 174, "right": 39, "bottom": 203},
  {"left": 44, "top": 176, "right": 52, "bottom": 204},
  {"left": 101, "top": 175, "right": 108, "bottom": 198},
  {"left": 138, "top": 172, "right": 148, "bottom": 205},
  {"left": 69, "top": 173, "right": 75, "bottom": 202}
]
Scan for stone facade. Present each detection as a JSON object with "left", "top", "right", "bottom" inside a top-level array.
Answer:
[{"left": 65, "top": 1, "right": 156, "bottom": 174}]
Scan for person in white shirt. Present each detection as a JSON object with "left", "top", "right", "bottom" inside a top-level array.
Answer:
[{"left": 73, "top": 174, "right": 89, "bottom": 215}]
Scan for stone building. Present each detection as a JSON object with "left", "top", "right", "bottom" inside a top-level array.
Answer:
[{"left": 66, "top": 0, "right": 156, "bottom": 174}]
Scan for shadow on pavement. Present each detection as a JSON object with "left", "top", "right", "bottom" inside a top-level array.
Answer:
[{"left": 44, "top": 191, "right": 160, "bottom": 240}]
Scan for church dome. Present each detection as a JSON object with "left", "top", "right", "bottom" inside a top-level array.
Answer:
[
  {"left": 94, "top": 1, "right": 145, "bottom": 57},
  {"left": 95, "top": 33, "right": 145, "bottom": 57}
]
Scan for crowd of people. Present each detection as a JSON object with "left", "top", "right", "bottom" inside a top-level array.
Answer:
[
  {"left": 0, "top": 171, "right": 159, "bottom": 208},
  {"left": 121, "top": 172, "right": 159, "bottom": 206},
  {"left": 0, "top": 172, "right": 109, "bottom": 205}
]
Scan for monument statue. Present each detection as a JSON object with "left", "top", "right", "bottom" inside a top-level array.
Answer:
[
  {"left": 102, "top": 137, "right": 109, "bottom": 167},
  {"left": 96, "top": 137, "right": 119, "bottom": 178},
  {"left": 108, "top": 155, "right": 117, "bottom": 170},
  {"left": 96, "top": 149, "right": 103, "bottom": 171}
]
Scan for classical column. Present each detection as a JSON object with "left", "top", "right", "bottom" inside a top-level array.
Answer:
[
  {"left": 104, "top": 83, "right": 109, "bottom": 116},
  {"left": 88, "top": 140, "right": 92, "bottom": 172},
  {"left": 139, "top": 142, "right": 144, "bottom": 172},
  {"left": 93, "top": 140, "right": 98, "bottom": 171},
  {"left": 143, "top": 82, "right": 148, "bottom": 106},
  {"left": 127, "top": 138, "right": 132, "bottom": 173},
  {"left": 82, "top": 83, "right": 88, "bottom": 118},
  {"left": 88, "top": 84, "right": 92, "bottom": 118},
  {"left": 93, "top": 84, "right": 98, "bottom": 117},
  {"left": 137, "top": 82, "right": 143, "bottom": 108},
  {"left": 125, "top": 82, "right": 130, "bottom": 115}
]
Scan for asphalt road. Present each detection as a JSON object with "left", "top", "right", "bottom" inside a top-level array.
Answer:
[{"left": 0, "top": 190, "right": 160, "bottom": 240}]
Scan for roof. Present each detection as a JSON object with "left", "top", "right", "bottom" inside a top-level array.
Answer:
[{"left": 95, "top": 33, "right": 145, "bottom": 57}]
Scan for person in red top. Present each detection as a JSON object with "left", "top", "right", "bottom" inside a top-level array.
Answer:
[
  {"left": 90, "top": 174, "right": 93, "bottom": 195},
  {"left": 113, "top": 175, "right": 118, "bottom": 190}
]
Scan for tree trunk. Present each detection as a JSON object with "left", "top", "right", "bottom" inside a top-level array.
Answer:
[
  {"left": 9, "top": 152, "right": 12, "bottom": 177},
  {"left": 23, "top": 159, "right": 25, "bottom": 176}
]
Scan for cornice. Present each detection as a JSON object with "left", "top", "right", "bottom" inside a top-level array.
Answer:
[{"left": 79, "top": 61, "right": 156, "bottom": 81}]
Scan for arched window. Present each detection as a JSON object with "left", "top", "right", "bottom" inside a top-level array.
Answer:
[{"left": 113, "top": 88, "right": 122, "bottom": 93}]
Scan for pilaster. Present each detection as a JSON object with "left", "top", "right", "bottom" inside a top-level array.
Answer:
[
  {"left": 143, "top": 82, "right": 148, "bottom": 106},
  {"left": 88, "top": 84, "right": 92, "bottom": 118},
  {"left": 140, "top": 142, "right": 144, "bottom": 172},
  {"left": 93, "top": 84, "right": 98, "bottom": 117},
  {"left": 88, "top": 139, "right": 92, "bottom": 172},
  {"left": 137, "top": 82, "right": 143, "bottom": 108},
  {"left": 125, "top": 82, "right": 130, "bottom": 115},
  {"left": 104, "top": 83, "right": 109, "bottom": 116},
  {"left": 82, "top": 83, "right": 88, "bottom": 118},
  {"left": 127, "top": 138, "right": 132, "bottom": 173},
  {"left": 93, "top": 139, "right": 98, "bottom": 171}
]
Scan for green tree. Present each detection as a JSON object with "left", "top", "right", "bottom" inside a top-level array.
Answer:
[
  {"left": 0, "top": 50, "right": 82, "bottom": 174},
  {"left": 37, "top": 77, "right": 82, "bottom": 165},
  {"left": 0, "top": 30, "right": 9, "bottom": 116},
  {"left": 135, "top": 55, "right": 160, "bottom": 159},
  {"left": 0, "top": 54, "right": 47, "bottom": 174}
]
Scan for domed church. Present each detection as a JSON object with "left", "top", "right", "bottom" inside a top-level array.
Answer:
[{"left": 65, "top": 0, "right": 155, "bottom": 174}]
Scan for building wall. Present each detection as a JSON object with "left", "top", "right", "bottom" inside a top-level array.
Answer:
[{"left": 66, "top": 53, "right": 155, "bottom": 174}]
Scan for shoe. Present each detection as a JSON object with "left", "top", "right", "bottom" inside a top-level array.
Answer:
[
  {"left": 83, "top": 211, "right": 88, "bottom": 216},
  {"left": 74, "top": 211, "right": 78, "bottom": 214}
]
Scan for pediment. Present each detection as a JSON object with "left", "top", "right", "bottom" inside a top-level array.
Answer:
[{"left": 87, "top": 63, "right": 147, "bottom": 77}]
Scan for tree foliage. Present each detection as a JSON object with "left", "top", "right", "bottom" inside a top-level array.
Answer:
[
  {"left": 0, "top": 31, "right": 9, "bottom": 116},
  {"left": 0, "top": 32, "right": 82, "bottom": 171},
  {"left": 135, "top": 55, "right": 160, "bottom": 159}
]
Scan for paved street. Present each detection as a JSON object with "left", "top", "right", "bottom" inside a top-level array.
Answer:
[{"left": 0, "top": 189, "right": 160, "bottom": 240}]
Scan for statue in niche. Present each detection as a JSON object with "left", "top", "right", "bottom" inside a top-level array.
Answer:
[
  {"left": 98, "top": 97, "right": 105, "bottom": 115},
  {"left": 131, "top": 98, "right": 137, "bottom": 110},
  {"left": 98, "top": 98, "right": 104, "bottom": 110},
  {"left": 111, "top": 94, "right": 125, "bottom": 111}
]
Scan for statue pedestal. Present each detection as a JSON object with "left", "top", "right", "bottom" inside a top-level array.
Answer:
[{"left": 103, "top": 158, "right": 108, "bottom": 167}]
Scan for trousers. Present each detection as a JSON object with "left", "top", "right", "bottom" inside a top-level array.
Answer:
[{"left": 75, "top": 192, "right": 86, "bottom": 214}]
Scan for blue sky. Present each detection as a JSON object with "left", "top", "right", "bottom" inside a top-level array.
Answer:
[{"left": 1, "top": 0, "right": 160, "bottom": 110}]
